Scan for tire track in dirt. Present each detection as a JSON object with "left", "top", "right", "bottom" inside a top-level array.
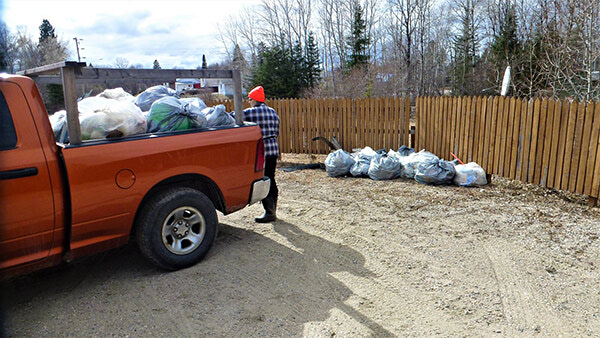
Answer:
[{"left": 483, "top": 239, "right": 579, "bottom": 336}]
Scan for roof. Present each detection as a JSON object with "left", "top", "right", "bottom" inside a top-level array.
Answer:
[{"left": 176, "top": 78, "right": 201, "bottom": 84}]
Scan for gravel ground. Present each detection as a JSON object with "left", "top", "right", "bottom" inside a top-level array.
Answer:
[{"left": 2, "top": 153, "right": 599, "bottom": 337}]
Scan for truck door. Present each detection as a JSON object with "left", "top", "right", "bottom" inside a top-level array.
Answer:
[{"left": 0, "top": 81, "right": 56, "bottom": 270}]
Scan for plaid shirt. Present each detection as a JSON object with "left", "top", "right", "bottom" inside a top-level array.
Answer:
[{"left": 244, "top": 103, "right": 280, "bottom": 156}]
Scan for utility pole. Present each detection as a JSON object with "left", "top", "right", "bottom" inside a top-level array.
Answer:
[{"left": 73, "top": 37, "right": 83, "bottom": 62}]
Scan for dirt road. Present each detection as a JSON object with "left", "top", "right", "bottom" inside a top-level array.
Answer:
[{"left": 2, "top": 154, "right": 599, "bottom": 336}]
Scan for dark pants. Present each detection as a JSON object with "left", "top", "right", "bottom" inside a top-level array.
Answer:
[
  {"left": 263, "top": 155, "right": 278, "bottom": 213},
  {"left": 264, "top": 155, "right": 278, "bottom": 200}
]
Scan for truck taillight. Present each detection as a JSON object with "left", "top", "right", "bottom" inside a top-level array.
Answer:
[{"left": 255, "top": 139, "right": 265, "bottom": 172}]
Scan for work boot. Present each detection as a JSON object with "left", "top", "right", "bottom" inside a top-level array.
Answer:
[{"left": 255, "top": 197, "right": 276, "bottom": 223}]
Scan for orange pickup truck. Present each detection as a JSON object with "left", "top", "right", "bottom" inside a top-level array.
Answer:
[{"left": 0, "top": 67, "right": 270, "bottom": 277}]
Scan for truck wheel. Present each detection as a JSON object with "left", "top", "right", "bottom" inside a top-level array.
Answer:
[{"left": 135, "top": 188, "right": 218, "bottom": 270}]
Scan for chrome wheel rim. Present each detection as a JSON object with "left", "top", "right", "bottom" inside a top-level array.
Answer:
[{"left": 161, "top": 206, "right": 206, "bottom": 255}]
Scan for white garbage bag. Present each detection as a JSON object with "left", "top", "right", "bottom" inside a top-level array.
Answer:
[{"left": 453, "top": 162, "right": 488, "bottom": 186}]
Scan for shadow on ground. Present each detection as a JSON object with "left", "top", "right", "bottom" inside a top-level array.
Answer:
[{"left": 0, "top": 220, "right": 392, "bottom": 336}]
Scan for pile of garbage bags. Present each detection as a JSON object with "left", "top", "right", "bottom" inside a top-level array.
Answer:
[
  {"left": 50, "top": 85, "right": 237, "bottom": 143},
  {"left": 325, "top": 146, "right": 488, "bottom": 187}
]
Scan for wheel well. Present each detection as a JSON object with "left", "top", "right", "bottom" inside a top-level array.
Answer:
[{"left": 131, "top": 174, "right": 225, "bottom": 237}]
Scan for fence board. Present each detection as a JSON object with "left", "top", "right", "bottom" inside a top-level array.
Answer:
[
  {"left": 466, "top": 97, "right": 475, "bottom": 162},
  {"left": 472, "top": 97, "right": 481, "bottom": 163},
  {"left": 576, "top": 101, "right": 595, "bottom": 194},
  {"left": 547, "top": 100, "right": 563, "bottom": 188},
  {"left": 515, "top": 99, "right": 528, "bottom": 180},
  {"left": 477, "top": 97, "right": 488, "bottom": 165},
  {"left": 449, "top": 97, "right": 457, "bottom": 155},
  {"left": 503, "top": 98, "right": 515, "bottom": 177},
  {"left": 532, "top": 99, "right": 548, "bottom": 184},
  {"left": 586, "top": 102, "right": 600, "bottom": 197},
  {"left": 492, "top": 96, "right": 504, "bottom": 175},
  {"left": 508, "top": 98, "right": 522, "bottom": 179},
  {"left": 568, "top": 102, "right": 586, "bottom": 191},
  {"left": 440, "top": 98, "right": 447, "bottom": 157},
  {"left": 526, "top": 99, "right": 540, "bottom": 182},
  {"left": 561, "top": 101, "right": 579, "bottom": 190},
  {"left": 590, "top": 102, "right": 600, "bottom": 198},
  {"left": 496, "top": 96, "right": 508, "bottom": 175},
  {"left": 540, "top": 99, "right": 555, "bottom": 186},
  {"left": 482, "top": 97, "right": 494, "bottom": 171},
  {"left": 404, "top": 98, "right": 410, "bottom": 146},
  {"left": 445, "top": 97, "right": 453, "bottom": 158},
  {"left": 554, "top": 101, "right": 571, "bottom": 189}
]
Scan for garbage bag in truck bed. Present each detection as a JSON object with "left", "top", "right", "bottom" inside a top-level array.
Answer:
[
  {"left": 146, "top": 96, "right": 208, "bottom": 133},
  {"left": 135, "top": 85, "right": 179, "bottom": 112},
  {"left": 201, "top": 104, "right": 235, "bottom": 127},
  {"left": 50, "top": 96, "right": 147, "bottom": 142}
]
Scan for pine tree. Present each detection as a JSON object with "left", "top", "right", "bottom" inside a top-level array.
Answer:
[
  {"left": 250, "top": 44, "right": 300, "bottom": 98},
  {"left": 153, "top": 59, "right": 161, "bottom": 69},
  {"left": 38, "top": 19, "right": 56, "bottom": 44},
  {"left": 488, "top": 0, "right": 520, "bottom": 94},
  {"left": 450, "top": 0, "right": 481, "bottom": 95},
  {"left": 202, "top": 54, "right": 207, "bottom": 69},
  {"left": 305, "top": 31, "right": 321, "bottom": 88},
  {"left": 0, "top": 22, "right": 11, "bottom": 72},
  {"left": 346, "top": 0, "right": 370, "bottom": 70},
  {"left": 37, "top": 19, "right": 67, "bottom": 66}
]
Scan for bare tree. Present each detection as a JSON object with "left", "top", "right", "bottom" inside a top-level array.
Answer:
[{"left": 113, "top": 57, "right": 130, "bottom": 69}]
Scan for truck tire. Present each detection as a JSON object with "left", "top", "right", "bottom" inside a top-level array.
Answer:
[{"left": 135, "top": 188, "right": 218, "bottom": 270}]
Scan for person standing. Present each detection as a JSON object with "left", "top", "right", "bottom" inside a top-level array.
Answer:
[{"left": 244, "top": 86, "right": 280, "bottom": 223}]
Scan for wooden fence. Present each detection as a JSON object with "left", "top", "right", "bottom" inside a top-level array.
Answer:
[
  {"left": 415, "top": 96, "right": 600, "bottom": 203},
  {"left": 212, "top": 97, "right": 411, "bottom": 154}
]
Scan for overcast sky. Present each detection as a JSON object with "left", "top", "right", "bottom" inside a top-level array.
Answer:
[{"left": 1, "top": 0, "right": 261, "bottom": 69}]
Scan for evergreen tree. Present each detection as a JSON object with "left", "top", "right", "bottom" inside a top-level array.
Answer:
[
  {"left": 38, "top": 19, "right": 56, "bottom": 44},
  {"left": 305, "top": 31, "right": 321, "bottom": 88},
  {"left": 202, "top": 54, "right": 207, "bottom": 69},
  {"left": 450, "top": 0, "right": 481, "bottom": 95},
  {"left": 0, "top": 22, "right": 11, "bottom": 72},
  {"left": 488, "top": 0, "right": 520, "bottom": 94},
  {"left": 250, "top": 44, "right": 301, "bottom": 98},
  {"left": 37, "top": 19, "right": 67, "bottom": 66},
  {"left": 345, "top": 0, "right": 370, "bottom": 70},
  {"left": 153, "top": 59, "right": 161, "bottom": 69}
]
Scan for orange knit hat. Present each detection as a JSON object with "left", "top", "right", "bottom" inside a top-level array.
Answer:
[{"left": 248, "top": 86, "right": 265, "bottom": 102}]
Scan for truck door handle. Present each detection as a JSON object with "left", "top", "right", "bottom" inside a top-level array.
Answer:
[{"left": 0, "top": 167, "right": 38, "bottom": 180}]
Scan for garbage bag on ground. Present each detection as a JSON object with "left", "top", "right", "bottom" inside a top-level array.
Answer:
[
  {"left": 368, "top": 153, "right": 403, "bottom": 180},
  {"left": 453, "top": 162, "right": 487, "bottom": 186},
  {"left": 201, "top": 104, "right": 235, "bottom": 127},
  {"left": 350, "top": 147, "right": 376, "bottom": 177},
  {"left": 398, "top": 150, "right": 438, "bottom": 179},
  {"left": 325, "top": 149, "right": 355, "bottom": 177},
  {"left": 97, "top": 87, "right": 134, "bottom": 101},
  {"left": 146, "top": 96, "right": 208, "bottom": 133},
  {"left": 414, "top": 157, "right": 456, "bottom": 185},
  {"left": 50, "top": 97, "right": 147, "bottom": 142},
  {"left": 135, "top": 85, "right": 178, "bottom": 112},
  {"left": 397, "top": 145, "right": 415, "bottom": 156}
]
